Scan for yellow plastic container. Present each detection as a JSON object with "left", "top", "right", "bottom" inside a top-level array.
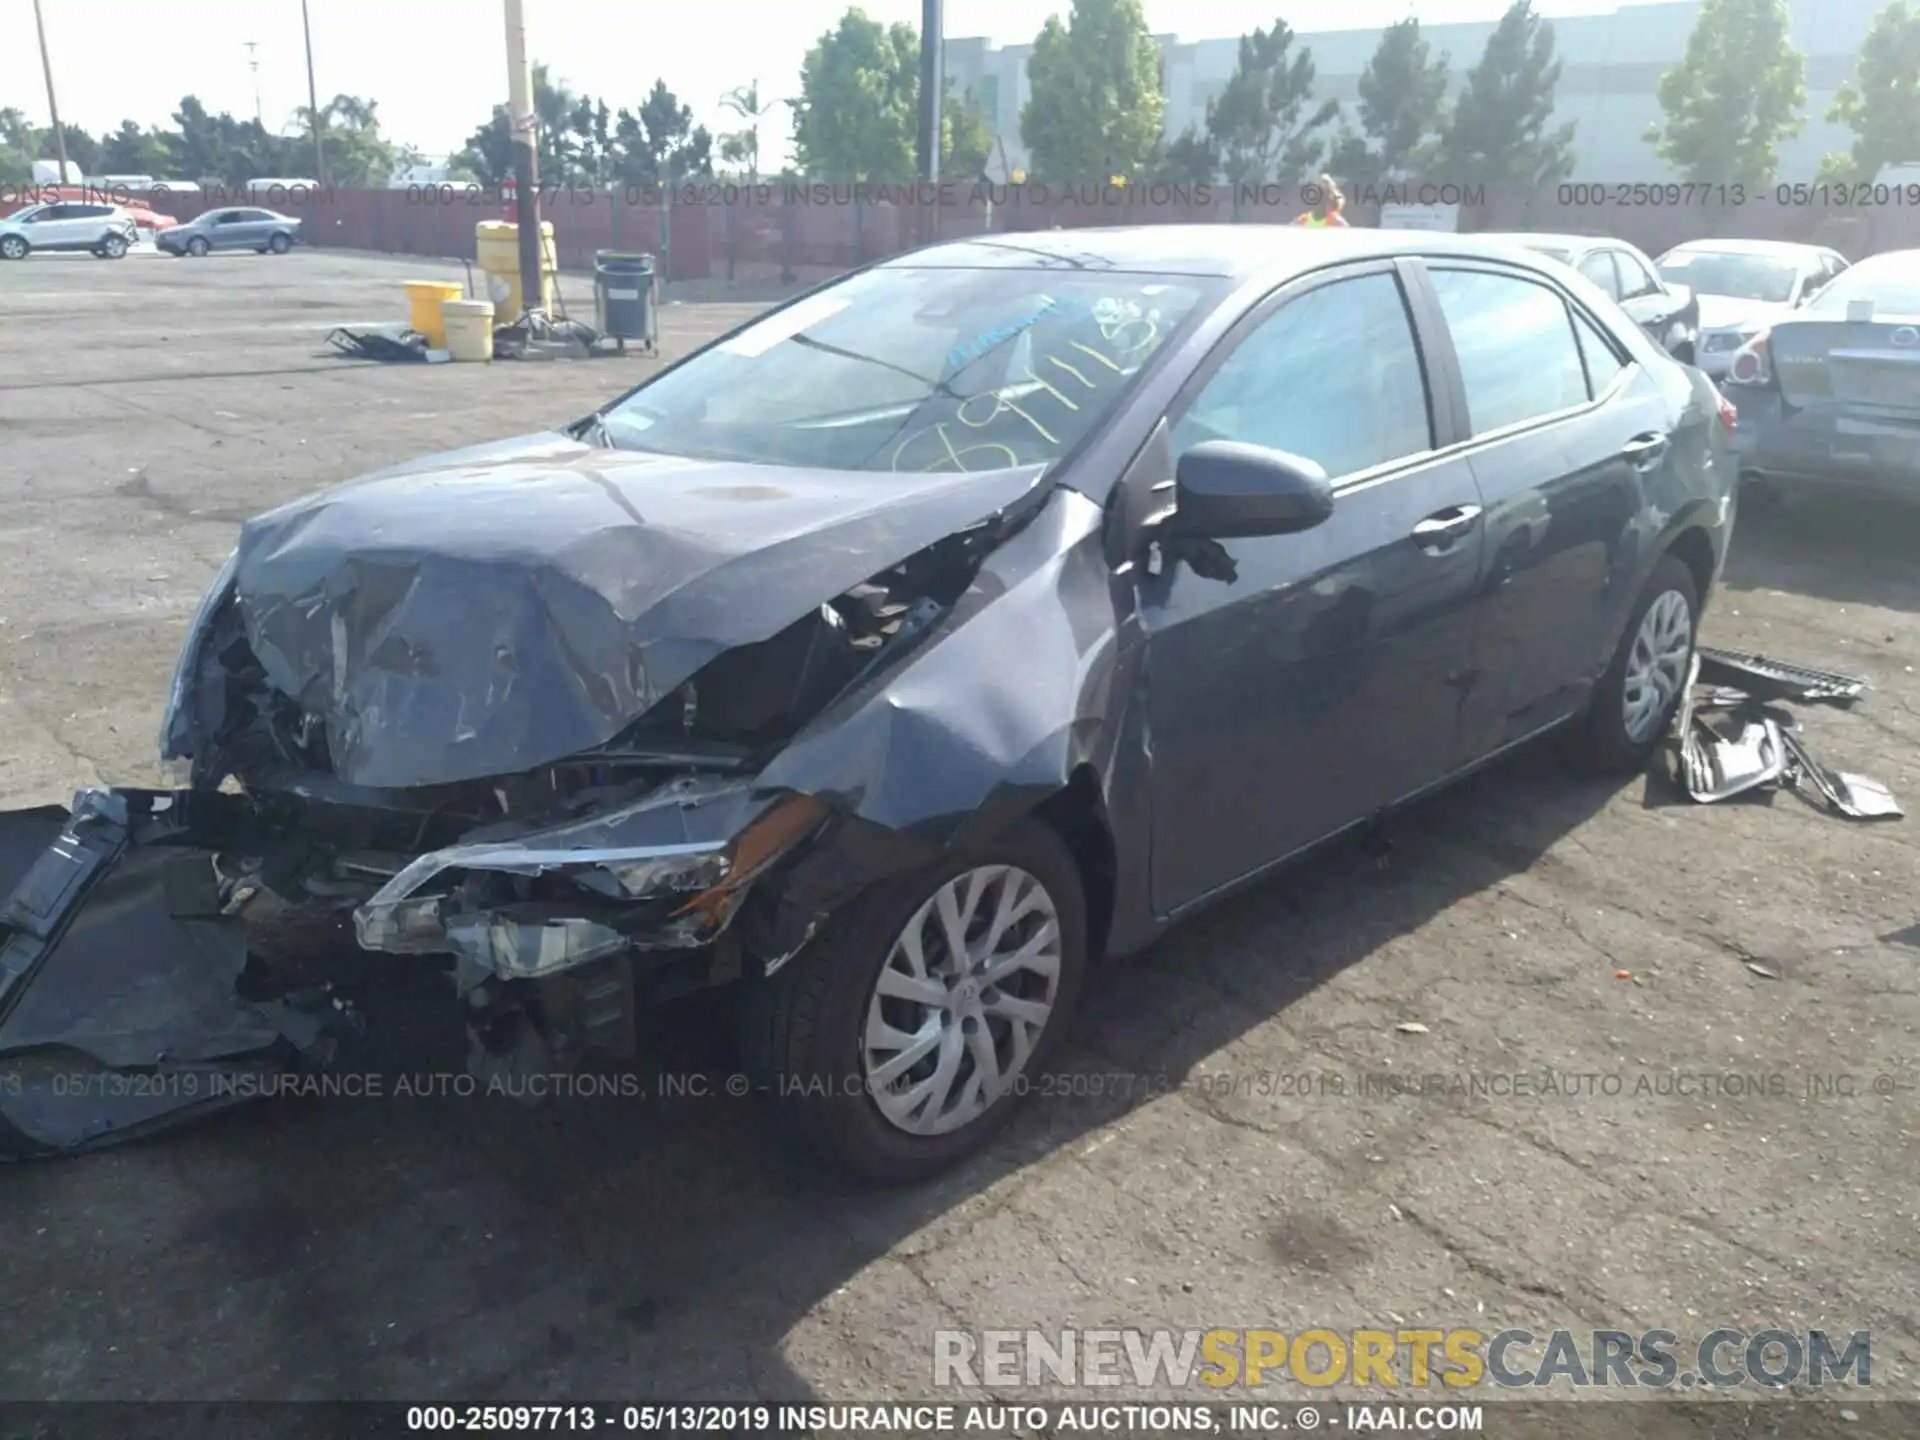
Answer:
[
  {"left": 442, "top": 298, "right": 496, "bottom": 362},
  {"left": 405, "top": 280, "right": 464, "bottom": 348},
  {"left": 475, "top": 220, "right": 557, "bottom": 326}
]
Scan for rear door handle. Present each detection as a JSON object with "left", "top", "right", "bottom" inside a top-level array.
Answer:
[
  {"left": 1621, "top": 432, "right": 1670, "bottom": 468},
  {"left": 1411, "top": 504, "right": 1483, "bottom": 552}
]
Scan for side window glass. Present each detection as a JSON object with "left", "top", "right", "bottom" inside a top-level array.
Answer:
[
  {"left": 1618, "top": 252, "right": 1660, "bottom": 299},
  {"left": 1571, "top": 309, "right": 1626, "bottom": 397},
  {"left": 1577, "top": 251, "right": 1620, "bottom": 299},
  {"left": 37, "top": 205, "right": 71, "bottom": 222},
  {"left": 1430, "top": 268, "right": 1592, "bottom": 433},
  {"left": 1172, "top": 272, "right": 1433, "bottom": 481}
]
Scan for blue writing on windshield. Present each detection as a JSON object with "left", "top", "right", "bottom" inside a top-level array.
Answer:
[{"left": 945, "top": 297, "right": 1070, "bottom": 371}]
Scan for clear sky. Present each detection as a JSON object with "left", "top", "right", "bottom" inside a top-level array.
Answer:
[{"left": 5, "top": 0, "right": 1648, "bottom": 167}]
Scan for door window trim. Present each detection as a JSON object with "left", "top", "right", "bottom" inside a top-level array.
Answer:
[
  {"left": 1577, "top": 248, "right": 1623, "bottom": 300},
  {"left": 1159, "top": 257, "right": 1451, "bottom": 496},
  {"left": 1402, "top": 257, "right": 1640, "bottom": 456},
  {"left": 1614, "top": 248, "right": 1662, "bottom": 299}
]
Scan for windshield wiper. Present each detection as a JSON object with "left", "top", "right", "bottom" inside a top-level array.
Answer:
[
  {"left": 788, "top": 333, "right": 968, "bottom": 402},
  {"left": 573, "top": 412, "right": 616, "bottom": 447}
]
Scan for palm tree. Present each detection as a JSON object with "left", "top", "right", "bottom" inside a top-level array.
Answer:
[{"left": 719, "top": 80, "right": 783, "bottom": 183}]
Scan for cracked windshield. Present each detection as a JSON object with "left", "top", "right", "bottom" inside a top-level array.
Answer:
[{"left": 598, "top": 269, "right": 1207, "bottom": 471}]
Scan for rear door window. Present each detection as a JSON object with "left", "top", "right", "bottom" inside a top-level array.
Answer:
[
  {"left": 1430, "top": 268, "right": 1593, "bottom": 433},
  {"left": 1172, "top": 271, "right": 1434, "bottom": 480},
  {"left": 1577, "top": 251, "right": 1621, "bottom": 300},
  {"left": 1571, "top": 309, "right": 1627, "bottom": 396},
  {"left": 1616, "top": 250, "right": 1662, "bottom": 299}
]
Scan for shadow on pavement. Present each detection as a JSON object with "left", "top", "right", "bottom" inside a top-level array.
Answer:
[{"left": 0, "top": 742, "right": 1623, "bottom": 1410}]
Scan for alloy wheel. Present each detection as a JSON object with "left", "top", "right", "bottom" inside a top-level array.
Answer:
[
  {"left": 862, "top": 864, "right": 1062, "bottom": 1136},
  {"left": 1622, "top": 589, "right": 1693, "bottom": 743}
]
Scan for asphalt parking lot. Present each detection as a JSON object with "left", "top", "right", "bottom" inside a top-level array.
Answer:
[{"left": 0, "top": 247, "right": 1916, "bottom": 1414}]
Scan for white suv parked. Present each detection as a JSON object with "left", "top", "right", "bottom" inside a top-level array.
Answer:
[{"left": 0, "top": 202, "right": 140, "bottom": 260}]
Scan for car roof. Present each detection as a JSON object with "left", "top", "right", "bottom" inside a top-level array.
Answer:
[
  {"left": 1475, "top": 232, "right": 1625, "bottom": 253},
  {"left": 882, "top": 225, "right": 1586, "bottom": 282},
  {"left": 1660, "top": 237, "right": 1833, "bottom": 259}
]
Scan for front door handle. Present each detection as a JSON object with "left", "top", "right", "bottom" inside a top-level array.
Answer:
[
  {"left": 1621, "top": 432, "right": 1670, "bottom": 468},
  {"left": 1411, "top": 504, "right": 1483, "bottom": 552}
]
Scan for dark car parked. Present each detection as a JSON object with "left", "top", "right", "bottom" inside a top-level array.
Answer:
[
  {"left": 155, "top": 206, "right": 302, "bottom": 256},
  {"left": 0, "top": 227, "right": 1736, "bottom": 1180},
  {"left": 1486, "top": 232, "right": 1702, "bottom": 365},
  {"left": 1722, "top": 248, "right": 1920, "bottom": 502}
]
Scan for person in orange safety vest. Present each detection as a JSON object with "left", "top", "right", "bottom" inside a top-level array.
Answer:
[{"left": 1294, "top": 174, "right": 1349, "bottom": 227}]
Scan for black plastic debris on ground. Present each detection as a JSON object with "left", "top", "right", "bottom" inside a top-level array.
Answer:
[
  {"left": 326, "top": 325, "right": 430, "bottom": 363},
  {"left": 492, "top": 308, "right": 604, "bottom": 361},
  {"left": 0, "top": 791, "right": 334, "bottom": 1159},
  {"left": 1671, "top": 650, "right": 1901, "bottom": 819}
]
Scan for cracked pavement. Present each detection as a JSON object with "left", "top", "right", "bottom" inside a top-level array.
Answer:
[{"left": 0, "top": 249, "right": 1915, "bottom": 1411}]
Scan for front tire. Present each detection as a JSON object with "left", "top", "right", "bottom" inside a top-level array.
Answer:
[
  {"left": 269, "top": 232, "right": 292, "bottom": 254},
  {"left": 1, "top": 236, "right": 30, "bottom": 260},
  {"left": 101, "top": 232, "right": 129, "bottom": 259},
  {"left": 740, "top": 817, "right": 1088, "bottom": 1184},
  {"left": 1574, "top": 553, "right": 1700, "bottom": 772},
  {"left": 187, "top": 236, "right": 210, "bottom": 257}
]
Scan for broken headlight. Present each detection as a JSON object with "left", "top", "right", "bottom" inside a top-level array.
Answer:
[{"left": 353, "top": 792, "right": 829, "bottom": 977}]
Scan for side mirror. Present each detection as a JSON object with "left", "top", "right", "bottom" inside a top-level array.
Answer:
[{"left": 1165, "top": 441, "right": 1335, "bottom": 540}]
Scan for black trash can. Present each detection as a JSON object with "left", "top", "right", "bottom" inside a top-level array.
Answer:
[{"left": 594, "top": 250, "right": 657, "bottom": 353}]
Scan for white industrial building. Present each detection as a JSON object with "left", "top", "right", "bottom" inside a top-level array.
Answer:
[{"left": 943, "top": 0, "right": 1886, "bottom": 182}]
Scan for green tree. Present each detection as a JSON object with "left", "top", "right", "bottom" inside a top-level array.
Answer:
[
  {"left": 1337, "top": 19, "right": 1450, "bottom": 185},
  {"left": 943, "top": 85, "right": 996, "bottom": 180},
  {"left": 1647, "top": 0, "right": 1803, "bottom": 186},
  {"left": 612, "top": 79, "right": 714, "bottom": 186},
  {"left": 96, "top": 120, "right": 175, "bottom": 176},
  {"left": 719, "top": 81, "right": 778, "bottom": 183},
  {"left": 789, "top": 10, "right": 991, "bottom": 181},
  {"left": 164, "top": 96, "right": 293, "bottom": 184},
  {"left": 44, "top": 122, "right": 100, "bottom": 174},
  {"left": 1020, "top": 0, "right": 1165, "bottom": 184},
  {"left": 455, "top": 65, "right": 594, "bottom": 184},
  {"left": 1430, "top": 0, "right": 1576, "bottom": 186},
  {"left": 0, "top": 109, "right": 40, "bottom": 183},
  {"left": 1145, "top": 125, "right": 1222, "bottom": 184},
  {"left": 1205, "top": 19, "right": 1340, "bottom": 188},
  {"left": 792, "top": 9, "right": 919, "bottom": 180},
  {"left": 295, "top": 95, "right": 403, "bottom": 185},
  {"left": 568, "top": 98, "right": 615, "bottom": 185},
  {"left": 1818, "top": 0, "right": 1920, "bottom": 181}
]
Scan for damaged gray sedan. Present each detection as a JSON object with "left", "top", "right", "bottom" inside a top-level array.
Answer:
[{"left": 0, "top": 227, "right": 1735, "bottom": 1180}]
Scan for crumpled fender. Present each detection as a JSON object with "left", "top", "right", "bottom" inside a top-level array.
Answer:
[{"left": 760, "top": 485, "right": 1123, "bottom": 851}]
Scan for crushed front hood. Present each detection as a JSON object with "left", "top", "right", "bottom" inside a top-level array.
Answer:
[{"left": 198, "top": 433, "right": 1046, "bottom": 789}]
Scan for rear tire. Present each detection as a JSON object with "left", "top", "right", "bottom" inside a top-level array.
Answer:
[
  {"left": 1573, "top": 553, "right": 1700, "bottom": 773},
  {"left": 739, "top": 817, "right": 1088, "bottom": 1184}
]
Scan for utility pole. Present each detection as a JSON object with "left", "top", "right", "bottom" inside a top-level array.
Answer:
[
  {"left": 302, "top": 0, "right": 327, "bottom": 185},
  {"left": 916, "top": 0, "right": 943, "bottom": 184},
  {"left": 503, "top": 0, "right": 543, "bottom": 316},
  {"left": 245, "top": 42, "right": 263, "bottom": 124},
  {"left": 31, "top": 0, "right": 71, "bottom": 182}
]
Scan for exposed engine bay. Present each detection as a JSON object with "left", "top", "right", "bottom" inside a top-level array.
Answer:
[{"left": 0, "top": 437, "right": 1063, "bottom": 1157}]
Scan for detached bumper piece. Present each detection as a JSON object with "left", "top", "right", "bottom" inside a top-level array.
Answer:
[
  {"left": 0, "top": 789, "right": 328, "bottom": 1160},
  {"left": 1672, "top": 652, "right": 1901, "bottom": 820}
]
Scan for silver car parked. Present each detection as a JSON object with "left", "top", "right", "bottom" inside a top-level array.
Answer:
[{"left": 156, "top": 206, "right": 302, "bottom": 257}]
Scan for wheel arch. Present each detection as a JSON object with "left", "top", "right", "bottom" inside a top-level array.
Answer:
[
  {"left": 1664, "top": 523, "right": 1717, "bottom": 610},
  {"left": 1027, "top": 764, "right": 1117, "bottom": 964}
]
